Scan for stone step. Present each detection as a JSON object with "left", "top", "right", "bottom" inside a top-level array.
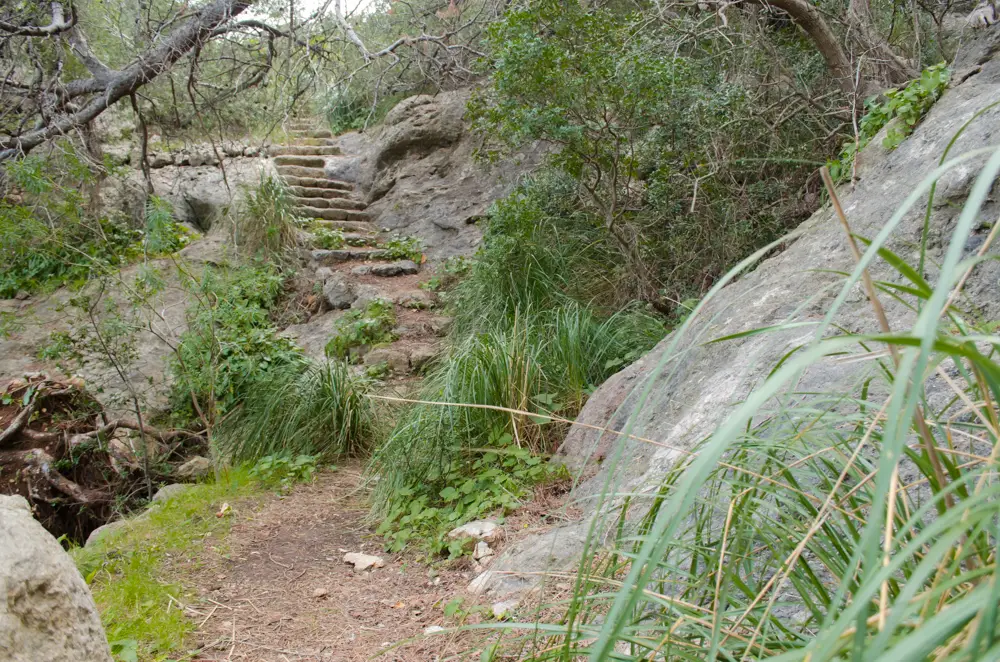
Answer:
[
  {"left": 290, "top": 137, "right": 339, "bottom": 147},
  {"left": 274, "top": 155, "right": 326, "bottom": 168},
  {"left": 312, "top": 248, "right": 389, "bottom": 265},
  {"left": 295, "top": 206, "right": 372, "bottom": 222},
  {"left": 291, "top": 196, "right": 366, "bottom": 211},
  {"left": 284, "top": 177, "right": 352, "bottom": 191},
  {"left": 342, "top": 233, "right": 379, "bottom": 246},
  {"left": 351, "top": 260, "right": 421, "bottom": 277},
  {"left": 288, "top": 186, "right": 351, "bottom": 199},
  {"left": 312, "top": 219, "right": 376, "bottom": 233},
  {"left": 270, "top": 145, "right": 342, "bottom": 157},
  {"left": 276, "top": 165, "right": 333, "bottom": 179},
  {"left": 290, "top": 129, "right": 334, "bottom": 139}
]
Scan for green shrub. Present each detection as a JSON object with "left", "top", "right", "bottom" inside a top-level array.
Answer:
[
  {"left": 376, "top": 430, "right": 567, "bottom": 557},
  {"left": 471, "top": 0, "right": 836, "bottom": 310},
  {"left": 324, "top": 298, "right": 397, "bottom": 361},
  {"left": 0, "top": 153, "right": 144, "bottom": 297},
  {"left": 169, "top": 263, "right": 302, "bottom": 423},
  {"left": 143, "top": 196, "right": 191, "bottom": 254},
  {"left": 828, "top": 63, "right": 950, "bottom": 180},
  {"left": 248, "top": 453, "right": 319, "bottom": 491},
  {"left": 322, "top": 88, "right": 414, "bottom": 134},
  {"left": 216, "top": 359, "right": 375, "bottom": 461},
  {"left": 311, "top": 226, "right": 345, "bottom": 249},
  {"left": 382, "top": 234, "right": 423, "bottom": 261},
  {"left": 233, "top": 176, "right": 301, "bottom": 260},
  {"left": 370, "top": 302, "right": 662, "bottom": 553}
]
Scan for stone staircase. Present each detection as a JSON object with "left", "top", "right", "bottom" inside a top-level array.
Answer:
[{"left": 273, "top": 120, "right": 447, "bottom": 379}]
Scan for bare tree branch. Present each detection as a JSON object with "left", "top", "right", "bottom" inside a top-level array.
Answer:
[{"left": 0, "top": 1, "right": 76, "bottom": 37}]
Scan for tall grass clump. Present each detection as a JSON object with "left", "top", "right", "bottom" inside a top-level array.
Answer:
[
  {"left": 487, "top": 141, "right": 1000, "bottom": 659},
  {"left": 216, "top": 359, "right": 376, "bottom": 462},
  {"left": 232, "top": 176, "right": 301, "bottom": 260},
  {"left": 369, "top": 172, "right": 665, "bottom": 552}
]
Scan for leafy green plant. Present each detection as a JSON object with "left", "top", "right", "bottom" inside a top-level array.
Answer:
[
  {"left": 0, "top": 152, "right": 190, "bottom": 299},
  {"left": 376, "top": 430, "right": 566, "bottom": 556},
  {"left": 233, "top": 176, "right": 301, "bottom": 260},
  {"left": 828, "top": 63, "right": 950, "bottom": 180},
  {"left": 249, "top": 453, "right": 319, "bottom": 491},
  {"left": 382, "top": 234, "right": 424, "bottom": 262},
  {"left": 312, "top": 226, "right": 345, "bottom": 250},
  {"left": 169, "top": 263, "right": 302, "bottom": 424},
  {"left": 422, "top": 256, "right": 473, "bottom": 293},
  {"left": 142, "top": 196, "right": 191, "bottom": 254},
  {"left": 324, "top": 298, "right": 397, "bottom": 361},
  {"left": 216, "top": 359, "right": 375, "bottom": 461}
]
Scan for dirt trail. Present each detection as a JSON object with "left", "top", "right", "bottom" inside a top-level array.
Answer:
[{"left": 180, "top": 466, "right": 490, "bottom": 661}]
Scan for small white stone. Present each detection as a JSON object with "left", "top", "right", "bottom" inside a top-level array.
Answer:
[
  {"left": 492, "top": 599, "right": 519, "bottom": 620},
  {"left": 473, "top": 541, "right": 492, "bottom": 560},
  {"left": 447, "top": 520, "right": 500, "bottom": 541},
  {"left": 424, "top": 625, "right": 446, "bottom": 635},
  {"left": 343, "top": 552, "right": 385, "bottom": 572}
]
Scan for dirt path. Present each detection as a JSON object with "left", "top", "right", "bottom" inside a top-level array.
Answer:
[{"left": 179, "top": 466, "right": 491, "bottom": 661}]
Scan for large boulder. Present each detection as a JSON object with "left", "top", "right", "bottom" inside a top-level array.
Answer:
[
  {"left": 357, "top": 90, "right": 544, "bottom": 259},
  {"left": 472, "top": 28, "right": 1000, "bottom": 599},
  {"left": 150, "top": 157, "right": 268, "bottom": 232},
  {"left": 0, "top": 495, "right": 112, "bottom": 661}
]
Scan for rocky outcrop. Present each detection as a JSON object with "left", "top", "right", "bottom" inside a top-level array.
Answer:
[
  {"left": 0, "top": 495, "right": 112, "bottom": 662},
  {"left": 340, "top": 90, "right": 543, "bottom": 259},
  {"left": 149, "top": 157, "right": 270, "bottom": 232},
  {"left": 471, "top": 28, "right": 1000, "bottom": 599}
]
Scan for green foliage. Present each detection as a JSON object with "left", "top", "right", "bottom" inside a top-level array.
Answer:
[
  {"left": 382, "top": 234, "right": 424, "bottom": 261},
  {"left": 0, "top": 153, "right": 188, "bottom": 298},
  {"left": 828, "top": 63, "right": 950, "bottom": 180},
  {"left": 376, "top": 430, "right": 566, "bottom": 557},
  {"left": 471, "top": 0, "right": 834, "bottom": 307},
  {"left": 143, "top": 196, "right": 191, "bottom": 254},
  {"left": 169, "top": 263, "right": 302, "bottom": 423},
  {"left": 324, "top": 298, "right": 397, "bottom": 361},
  {"left": 233, "top": 176, "right": 301, "bottom": 260},
  {"left": 216, "top": 359, "right": 376, "bottom": 461},
  {"left": 371, "top": 301, "right": 662, "bottom": 552},
  {"left": 421, "top": 256, "right": 472, "bottom": 293},
  {"left": 312, "top": 226, "right": 346, "bottom": 249},
  {"left": 323, "top": 88, "right": 413, "bottom": 134},
  {"left": 249, "top": 453, "right": 319, "bottom": 491}
]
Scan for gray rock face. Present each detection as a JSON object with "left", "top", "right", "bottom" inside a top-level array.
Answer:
[
  {"left": 176, "top": 456, "right": 213, "bottom": 480},
  {"left": 358, "top": 90, "right": 544, "bottom": 260},
  {"left": 323, "top": 273, "right": 356, "bottom": 309},
  {"left": 363, "top": 348, "right": 410, "bottom": 373},
  {"left": 481, "top": 29, "right": 1000, "bottom": 598},
  {"left": 149, "top": 157, "right": 268, "bottom": 231},
  {"left": 152, "top": 483, "right": 191, "bottom": 503},
  {"left": 350, "top": 284, "right": 382, "bottom": 310},
  {"left": 0, "top": 495, "right": 112, "bottom": 662},
  {"left": 370, "top": 260, "right": 419, "bottom": 277}
]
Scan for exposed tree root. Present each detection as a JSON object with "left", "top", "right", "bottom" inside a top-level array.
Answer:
[{"left": 0, "top": 374, "right": 202, "bottom": 541}]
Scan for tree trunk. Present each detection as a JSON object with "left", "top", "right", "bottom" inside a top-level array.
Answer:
[
  {"left": 0, "top": 0, "right": 253, "bottom": 162},
  {"left": 756, "top": 0, "right": 857, "bottom": 95}
]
